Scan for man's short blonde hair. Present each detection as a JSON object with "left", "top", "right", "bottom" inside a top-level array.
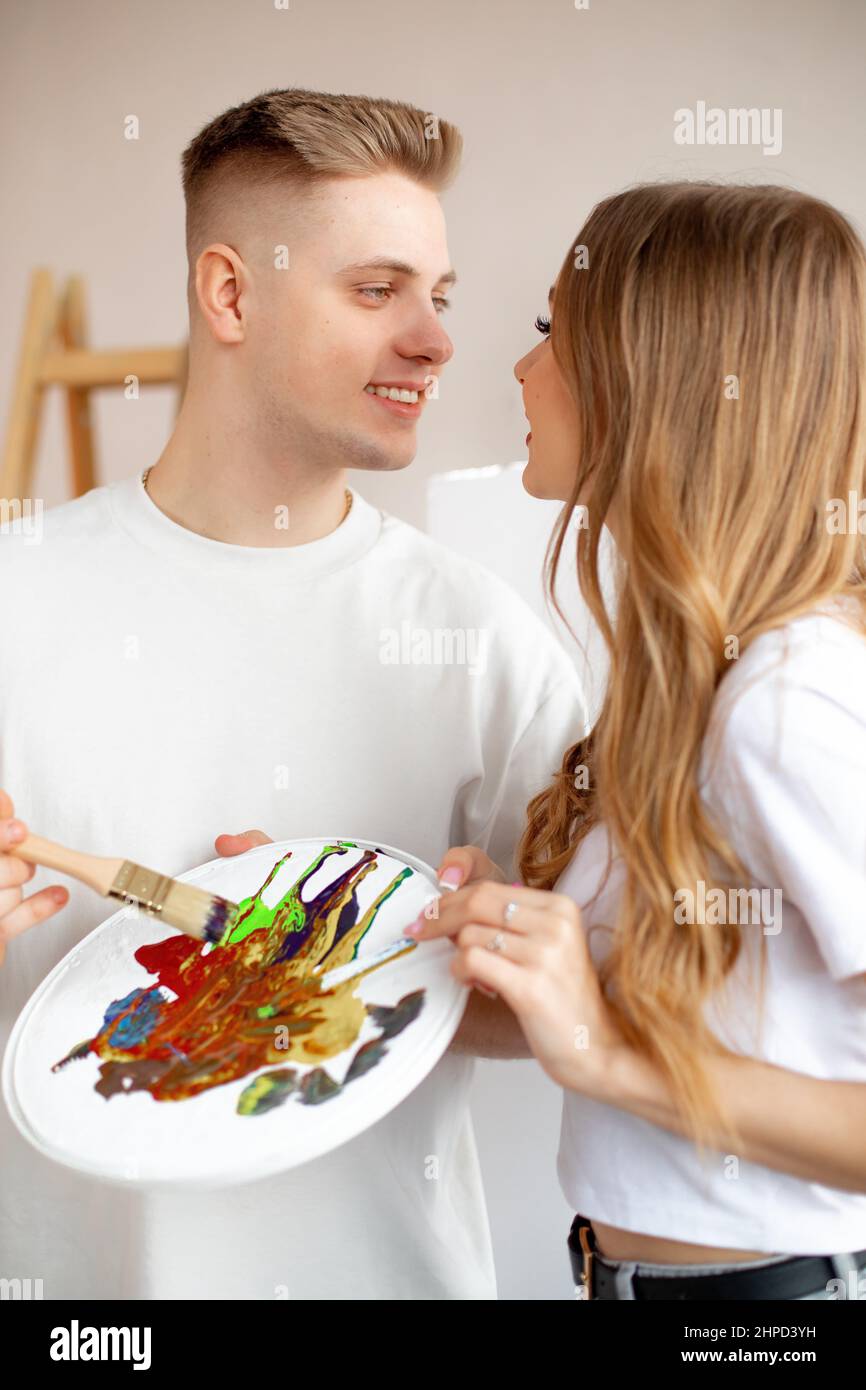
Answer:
[{"left": 181, "top": 87, "right": 463, "bottom": 264}]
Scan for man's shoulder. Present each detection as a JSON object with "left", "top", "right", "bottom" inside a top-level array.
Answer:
[
  {"left": 376, "top": 511, "right": 583, "bottom": 689},
  {"left": 378, "top": 511, "right": 569, "bottom": 639},
  {"left": 1, "top": 483, "right": 113, "bottom": 570},
  {"left": 0, "top": 485, "right": 116, "bottom": 644}
]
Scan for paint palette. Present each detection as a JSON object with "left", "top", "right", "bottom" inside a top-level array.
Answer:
[{"left": 3, "top": 838, "right": 466, "bottom": 1188}]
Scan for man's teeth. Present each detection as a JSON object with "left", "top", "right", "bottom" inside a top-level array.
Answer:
[{"left": 365, "top": 384, "right": 419, "bottom": 403}]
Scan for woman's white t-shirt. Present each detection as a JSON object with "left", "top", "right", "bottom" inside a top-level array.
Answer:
[{"left": 554, "top": 605, "right": 866, "bottom": 1254}]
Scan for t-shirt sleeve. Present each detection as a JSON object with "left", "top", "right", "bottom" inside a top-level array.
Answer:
[
  {"left": 704, "top": 639, "right": 866, "bottom": 982},
  {"left": 462, "top": 672, "right": 589, "bottom": 882}
]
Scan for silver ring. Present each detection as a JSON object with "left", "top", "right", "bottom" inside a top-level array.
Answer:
[
  {"left": 503, "top": 900, "right": 519, "bottom": 926},
  {"left": 487, "top": 931, "right": 506, "bottom": 953}
]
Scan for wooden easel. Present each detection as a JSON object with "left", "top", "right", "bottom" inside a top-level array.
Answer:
[{"left": 1, "top": 268, "right": 188, "bottom": 500}]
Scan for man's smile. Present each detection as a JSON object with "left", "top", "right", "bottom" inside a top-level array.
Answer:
[{"left": 364, "top": 379, "right": 427, "bottom": 419}]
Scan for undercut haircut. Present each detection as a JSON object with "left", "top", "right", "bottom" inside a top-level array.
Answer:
[{"left": 181, "top": 87, "right": 463, "bottom": 265}]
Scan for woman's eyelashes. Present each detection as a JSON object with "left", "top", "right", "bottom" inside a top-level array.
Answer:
[
  {"left": 535, "top": 313, "right": 551, "bottom": 337},
  {"left": 358, "top": 286, "right": 450, "bottom": 313}
]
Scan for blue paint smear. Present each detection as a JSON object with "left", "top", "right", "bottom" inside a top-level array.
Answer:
[{"left": 104, "top": 986, "right": 165, "bottom": 1048}]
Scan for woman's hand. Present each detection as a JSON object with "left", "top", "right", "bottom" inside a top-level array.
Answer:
[
  {"left": 433, "top": 844, "right": 508, "bottom": 890},
  {"left": 407, "top": 878, "right": 629, "bottom": 1095},
  {"left": 428, "top": 846, "right": 508, "bottom": 996}
]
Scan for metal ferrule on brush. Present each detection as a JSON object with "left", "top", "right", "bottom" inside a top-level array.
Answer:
[
  {"left": 108, "top": 861, "right": 174, "bottom": 918},
  {"left": 108, "top": 861, "right": 236, "bottom": 944}
]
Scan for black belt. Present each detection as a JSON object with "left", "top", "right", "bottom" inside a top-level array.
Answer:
[{"left": 568, "top": 1214, "right": 866, "bottom": 1300}]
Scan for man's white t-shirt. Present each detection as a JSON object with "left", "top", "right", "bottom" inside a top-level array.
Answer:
[
  {"left": 0, "top": 472, "right": 587, "bottom": 1300},
  {"left": 555, "top": 605, "right": 866, "bottom": 1254}
]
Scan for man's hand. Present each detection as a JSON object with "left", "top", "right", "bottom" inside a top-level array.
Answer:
[
  {"left": 0, "top": 789, "right": 69, "bottom": 967},
  {"left": 214, "top": 829, "right": 274, "bottom": 856}
]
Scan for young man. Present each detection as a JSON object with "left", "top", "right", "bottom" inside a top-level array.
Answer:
[{"left": 0, "top": 89, "right": 587, "bottom": 1300}]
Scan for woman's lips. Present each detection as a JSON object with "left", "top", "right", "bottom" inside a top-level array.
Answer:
[{"left": 526, "top": 431, "right": 532, "bottom": 443}]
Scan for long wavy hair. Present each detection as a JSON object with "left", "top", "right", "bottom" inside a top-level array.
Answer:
[{"left": 517, "top": 182, "right": 866, "bottom": 1151}]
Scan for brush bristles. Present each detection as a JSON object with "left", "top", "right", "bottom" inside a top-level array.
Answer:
[{"left": 161, "top": 881, "right": 239, "bottom": 944}]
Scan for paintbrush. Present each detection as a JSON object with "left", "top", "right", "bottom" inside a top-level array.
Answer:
[
  {"left": 314, "top": 878, "right": 458, "bottom": 988},
  {"left": 10, "top": 833, "right": 239, "bottom": 946},
  {"left": 315, "top": 934, "right": 417, "bottom": 988}
]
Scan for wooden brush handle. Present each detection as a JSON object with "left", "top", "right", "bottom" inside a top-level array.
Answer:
[{"left": 11, "top": 833, "right": 124, "bottom": 897}]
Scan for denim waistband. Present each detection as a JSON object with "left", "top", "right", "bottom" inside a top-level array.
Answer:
[
  {"left": 574, "top": 1214, "right": 865, "bottom": 1279},
  {"left": 601, "top": 1249, "right": 794, "bottom": 1277},
  {"left": 570, "top": 1216, "right": 866, "bottom": 1300}
]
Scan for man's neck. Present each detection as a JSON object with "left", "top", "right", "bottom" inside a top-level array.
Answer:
[{"left": 144, "top": 408, "right": 351, "bottom": 548}]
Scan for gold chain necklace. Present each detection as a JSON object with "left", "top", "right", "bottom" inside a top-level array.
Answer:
[{"left": 141, "top": 468, "right": 353, "bottom": 524}]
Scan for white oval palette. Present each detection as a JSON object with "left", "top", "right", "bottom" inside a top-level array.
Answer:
[{"left": 2, "top": 838, "right": 466, "bottom": 1189}]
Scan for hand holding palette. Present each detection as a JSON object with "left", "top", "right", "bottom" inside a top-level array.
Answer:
[{"left": 3, "top": 838, "right": 465, "bottom": 1188}]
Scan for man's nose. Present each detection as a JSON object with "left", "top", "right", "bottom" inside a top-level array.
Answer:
[{"left": 398, "top": 315, "right": 454, "bottom": 368}]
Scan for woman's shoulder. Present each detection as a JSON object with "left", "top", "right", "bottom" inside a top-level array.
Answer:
[
  {"left": 699, "top": 599, "right": 866, "bottom": 819},
  {"left": 698, "top": 599, "right": 866, "bottom": 982},
  {"left": 708, "top": 600, "right": 866, "bottom": 751}
]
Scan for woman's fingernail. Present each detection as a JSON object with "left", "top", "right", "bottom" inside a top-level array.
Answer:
[
  {"left": 438, "top": 867, "right": 463, "bottom": 888},
  {"left": 7, "top": 821, "right": 26, "bottom": 842},
  {"left": 405, "top": 917, "right": 424, "bottom": 938},
  {"left": 474, "top": 983, "right": 498, "bottom": 999}
]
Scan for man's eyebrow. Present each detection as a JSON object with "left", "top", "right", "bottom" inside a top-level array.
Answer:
[{"left": 337, "top": 257, "right": 457, "bottom": 287}]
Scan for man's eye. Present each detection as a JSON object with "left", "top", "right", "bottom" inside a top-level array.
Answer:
[{"left": 358, "top": 287, "right": 450, "bottom": 313}]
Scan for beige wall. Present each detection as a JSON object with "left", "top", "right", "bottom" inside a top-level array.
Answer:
[{"left": 3, "top": 0, "right": 865, "bottom": 527}]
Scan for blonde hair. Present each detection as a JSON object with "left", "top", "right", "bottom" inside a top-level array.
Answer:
[
  {"left": 181, "top": 87, "right": 462, "bottom": 264},
  {"left": 517, "top": 182, "right": 866, "bottom": 1151}
]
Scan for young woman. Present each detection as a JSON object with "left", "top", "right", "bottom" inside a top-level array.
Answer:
[{"left": 410, "top": 181, "right": 866, "bottom": 1301}]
